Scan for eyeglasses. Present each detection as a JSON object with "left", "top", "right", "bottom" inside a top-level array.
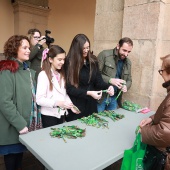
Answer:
[
  {"left": 158, "top": 69, "right": 165, "bottom": 75},
  {"left": 33, "top": 36, "right": 40, "bottom": 40}
]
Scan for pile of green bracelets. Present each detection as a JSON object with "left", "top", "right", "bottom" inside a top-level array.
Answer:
[
  {"left": 122, "top": 100, "right": 142, "bottom": 112},
  {"left": 79, "top": 113, "right": 109, "bottom": 129},
  {"left": 50, "top": 111, "right": 125, "bottom": 142},
  {"left": 98, "top": 110, "right": 124, "bottom": 121},
  {"left": 50, "top": 125, "right": 86, "bottom": 143}
]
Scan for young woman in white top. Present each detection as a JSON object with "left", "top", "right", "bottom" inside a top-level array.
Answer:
[{"left": 36, "top": 45, "right": 79, "bottom": 128}]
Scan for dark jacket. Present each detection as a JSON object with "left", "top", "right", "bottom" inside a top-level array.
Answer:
[
  {"left": 66, "top": 61, "right": 109, "bottom": 121},
  {"left": 0, "top": 59, "right": 35, "bottom": 145},
  {"left": 29, "top": 44, "right": 44, "bottom": 81},
  {"left": 141, "top": 81, "right": 170, "bottom": 170},
  {"left": 97, "top": 48, "right": 132, "bottom": 106}
]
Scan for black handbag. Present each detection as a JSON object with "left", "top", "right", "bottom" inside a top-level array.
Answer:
[{"left": 143, "top": 145, "right": 167, "bottom": 170}]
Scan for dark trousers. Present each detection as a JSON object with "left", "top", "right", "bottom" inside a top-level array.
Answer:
[
  {"left": 4, "top": 152, "right": 23, "bottom": 170},
  {"left": 41, "top": 114, "right": 64, "bottom": 128}
]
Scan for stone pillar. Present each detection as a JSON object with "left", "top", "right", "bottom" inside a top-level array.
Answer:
[
  {"left": 122, "top": 0, "right": 170, "bottom": 110},
  {"left": 12, "top": 0, "right": 50, "bottom": 35},
  {"left": 12, "top": 0, "right": 48, "bottom": 7},
  {"left": 94, "top": 0, "right": 170, "bottom": 110},
  {"left": 93, "top": 0, "right": 125, "bottom": 55}
]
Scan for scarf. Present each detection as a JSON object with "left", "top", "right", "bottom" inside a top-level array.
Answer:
[{"left": 26, "top": 66, "right": 42, "bottom": 131}]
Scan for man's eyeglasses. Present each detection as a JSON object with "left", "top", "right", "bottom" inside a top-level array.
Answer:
[
  {"left": 33, "top": 36, "right": 40, "bottom": 40},
  {"left": 158, "top": 69, "right": 165, "bottom": 75}
]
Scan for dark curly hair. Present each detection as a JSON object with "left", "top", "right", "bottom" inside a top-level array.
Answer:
[{"left": 4, "top": 35, "right": 30, "bottom": 59}]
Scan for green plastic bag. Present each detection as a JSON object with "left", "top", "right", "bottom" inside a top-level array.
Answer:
[{"left": 121, "top": 133, "right": 146, "bottom": 170}]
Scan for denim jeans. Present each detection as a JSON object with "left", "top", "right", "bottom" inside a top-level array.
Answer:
[{"left": 97, "top": 95, "right": 118, "bottom": 112}]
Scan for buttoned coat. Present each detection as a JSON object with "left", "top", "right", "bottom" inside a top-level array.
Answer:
[
  {"left": 0, "top": 59, "right": 35, "bottom": 145},
  {"left": 36, "top": 71, "right": 71, "bottom": 118},
  {"left": 97, "top": 47, "right": 132, "bottom": 106}
]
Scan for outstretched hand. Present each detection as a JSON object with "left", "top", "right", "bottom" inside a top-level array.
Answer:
[
  {"left": 110, "top": 78, "right": 125, "bottom": 89},
  {"left": 87, "top": 90, "right": 102, "bottom": 100},
  {"left": 139, "top": 117, "right": 152, "bottom": 128},
  {"left": 19, "top": 127, "right": 28, "bottom": 134},
  {"left": 56, "top": 101, "right": 73, "bottom": 109},
  {"left": 71, "top": 105, "right": 81, "bottom": 114},
  {"left": 107, "top": 86, "right": 114, "bottom": 96},
  {"left": 121, "top": 85, "right": 127, "bottom": 92}
]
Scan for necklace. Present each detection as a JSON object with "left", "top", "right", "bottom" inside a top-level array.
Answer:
[
  {"left": 84, "top": 59, "right": 86, "bottom": 64},
  {"left": 52, "top": 70, "right": 60, "bottom": 82}
]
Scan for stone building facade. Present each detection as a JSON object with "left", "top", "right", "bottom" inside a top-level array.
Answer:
[
  {"left": 0, "top": 0, "right": 170, "bottom": 169},
  {"left": 1, "top": 0, "right": 169, "bottom": 111}
]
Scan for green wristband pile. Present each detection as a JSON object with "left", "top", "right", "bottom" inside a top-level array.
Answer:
[
  {"left": 98, "top": 110, "right": 125, "bottom": 121},
  {"left": 50, "top": 125, "right": 86, "bottom": 143},
  {"left": 122, "top": 100, "right": 142, "bottom": 112},
  {"left": 79, "top": 113, "right": 109, "bottom": 129}
]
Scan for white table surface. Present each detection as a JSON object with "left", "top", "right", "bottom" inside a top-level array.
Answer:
[{"left": 19, "top": 108, "right": 154, "bottom": 170}]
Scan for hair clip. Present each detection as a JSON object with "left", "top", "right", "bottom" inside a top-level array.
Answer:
[
  {"left": 41, "top": 48, "right": 49, "bottom": 68},
  {"left": 42, "top": 48, "right": 49, "bottom": 61}
]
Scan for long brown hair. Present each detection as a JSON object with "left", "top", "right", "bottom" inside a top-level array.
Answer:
[
  {"left": 41, "top": 45, "right": 66, "bottom": 91},
  {"left": 66, "top": 34, "right": 97, "bottom": 87}
]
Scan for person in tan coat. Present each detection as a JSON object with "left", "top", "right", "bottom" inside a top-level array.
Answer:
[{"left": 140, "top": 54, "right": 170, "bottom": 170}]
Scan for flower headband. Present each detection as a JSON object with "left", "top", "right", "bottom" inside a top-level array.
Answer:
[{"left": 41, "top": 48, "right": 49, "bottom": 68}]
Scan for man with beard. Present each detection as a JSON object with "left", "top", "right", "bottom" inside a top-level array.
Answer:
[{"left": 97, "top": 37, "right": 133, "bottom": 112}]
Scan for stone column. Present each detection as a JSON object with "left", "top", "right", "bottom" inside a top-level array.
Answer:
[
  {"left": 12, "top": 0, "right": 50, "bottom": 35},
  {"left": 94, "top": 0, "right": 170, "bottom": 110},
  {"left": 93, "top": 0, "right": 125, "bottom": 55},
  {"left": 122, "top": 0, "right": 170, "bottom": 110}
]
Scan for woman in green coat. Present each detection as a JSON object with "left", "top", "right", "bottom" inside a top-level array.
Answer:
[{"left": 0, "top": 35, "right": 41, "bottom": 170}]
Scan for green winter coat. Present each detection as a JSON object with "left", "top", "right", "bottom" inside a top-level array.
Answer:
[
  {"left": 0, "top": 59, "right": 35, "bottom": 145},
  {"left": 97, "top": 48, "right": 132, "bottom": 106}
]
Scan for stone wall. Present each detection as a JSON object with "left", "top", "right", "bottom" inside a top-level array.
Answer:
[
  {"left": 12, "top": 0, "right": 50, "bottom": 35},
  {"left": 93, "top": 0, "right": 124, "bottom": 55},
  {"left": 12, "top": 0, "right": 48, "bottom": 8},
  {"left": 94, "top": 0, "right": 170, "bottom": 110}
]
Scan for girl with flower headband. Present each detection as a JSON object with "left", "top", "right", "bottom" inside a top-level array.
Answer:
[{"left": 36, "top": 45, "right": 80, "bottom": 128}]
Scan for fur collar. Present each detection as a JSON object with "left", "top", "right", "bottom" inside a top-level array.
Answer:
[
  {"left": 0, "top": 60, "right": 19, "bottom": 73},
  {"left": 162, "top": 80, "right": 170, "bottom": 88},
  {"left": 162, "top": 80, "right": 170, "bottom": 93}
]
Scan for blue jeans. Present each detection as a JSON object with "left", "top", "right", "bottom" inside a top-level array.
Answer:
[{"left": 97, "top": 95, "right": 118, "bottom": 112}]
